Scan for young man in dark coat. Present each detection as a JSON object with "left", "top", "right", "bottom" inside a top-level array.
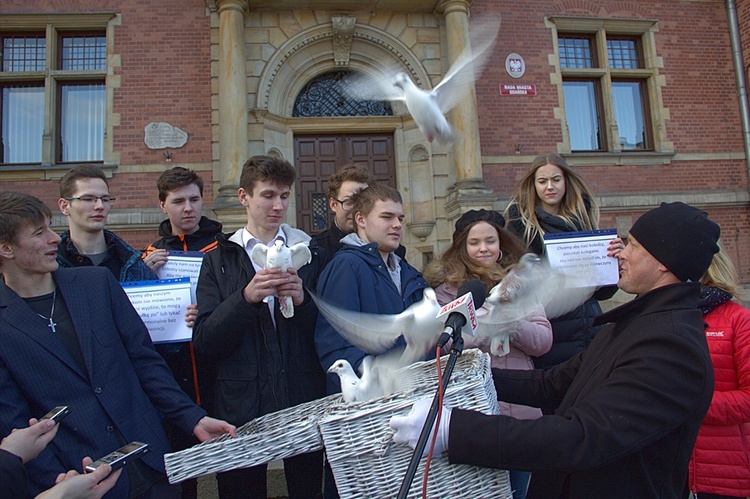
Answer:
[
  {"left": 142, "top": 166, "right": 222, "bottom": 499},
  {"left": 56, "top": 165, "right": 157, "bottom": 282},
  {"left": 391, "top": 202, "right": 721, "bottom": 499},
  {"left": 314, "top": 184, "right": 430, "bottom": 394},
  {"left": 193, "top": 155, "right": 327, "bottom": 499},
  {"left": 0, "top": 191, "right": 235, "bottom": 498}
]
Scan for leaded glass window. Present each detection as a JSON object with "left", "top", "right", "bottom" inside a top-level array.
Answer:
[{"left": 293, "top": 71, "right": 393, "bottom": 118}]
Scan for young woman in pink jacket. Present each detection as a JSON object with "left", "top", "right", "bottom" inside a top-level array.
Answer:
[
  {"left": 689, "top": 246, "right": 750, "bottom": 499},
  {"left": 424, "top": 209, "right": 552, "bottom": 499}
]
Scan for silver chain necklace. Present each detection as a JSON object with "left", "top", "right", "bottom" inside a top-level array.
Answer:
[{"left": 37, "top": 289, "right": 57, "bottom": 333}]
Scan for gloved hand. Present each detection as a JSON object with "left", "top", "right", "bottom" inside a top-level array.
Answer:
[{"left": 389, "top": 398, "right": 452, "bottom": 456}]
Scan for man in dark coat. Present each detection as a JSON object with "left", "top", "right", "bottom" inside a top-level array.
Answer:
[
  {"left": 391, "top": 202, "right": 721, "bottom": 499},
  {"left": 193, "top": 155, "right": 326, "bottom": 499},
  {"left": 142, "top": 166, "right": 223, "bottom": 499}
]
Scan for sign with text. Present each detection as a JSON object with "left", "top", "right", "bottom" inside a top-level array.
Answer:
[
  {"left": 121, "top": 278, "right": 192, "bottom": 344},
  {"left": 543, "top": 229, "right": 619, "bottom": 287},
  {"left": 156, "top": 250, "right": 205, "bottom": 302},
  {"left": 499, "top": 84, "right": 537, "bottom": 96}
]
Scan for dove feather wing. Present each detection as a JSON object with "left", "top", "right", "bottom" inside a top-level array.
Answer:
[
  {"left": 476, "top": 253, "right": 597, "bottom": 339},
  {"left": 432, "top": 16, "right": 500, "bottom": 113},
  {"left": 250, "top": 244, "right": 268, "bottom": 269},
  {"left": 288, "top": 242, "right": 312, "bottom": 269},
  {"left": 342, "top": 68, "right": 406, "bottom": 103},
  {"left": 311, "top": 292, "right": 409, "bottom": 354}
]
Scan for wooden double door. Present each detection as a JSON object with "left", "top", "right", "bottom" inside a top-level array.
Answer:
[{"left": 294, "top": 133, "right": 396, "bottom": 235}]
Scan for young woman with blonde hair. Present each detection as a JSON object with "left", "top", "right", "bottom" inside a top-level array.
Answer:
[{"left": 504, "top": 153, "right": 622, "bottom": 369}]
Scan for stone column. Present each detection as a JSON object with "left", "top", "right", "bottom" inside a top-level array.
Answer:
[
  {"left": 214, "top": 0, "right": 248, "bottom": 212},
  {"left": 439, "top": 0, "right": 497, "bottom": 220}
]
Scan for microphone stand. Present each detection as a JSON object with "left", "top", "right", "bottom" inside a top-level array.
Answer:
[{"left": 396, "top": 333, "right": 464, "bottom": 499}]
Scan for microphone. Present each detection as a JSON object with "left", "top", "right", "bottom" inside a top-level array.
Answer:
[{"left": 436, "top": 279, "right": 486, "bottom": 348}]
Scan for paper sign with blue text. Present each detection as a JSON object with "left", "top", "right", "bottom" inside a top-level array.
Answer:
[
  {"left": 121, "top": 277, "right": 192, "bottom": 344},
  {"left": 543, "top": 229, "right": 619, "bottom": 287}
]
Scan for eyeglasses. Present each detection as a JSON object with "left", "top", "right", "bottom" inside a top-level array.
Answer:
[
  {"left": 334, "top": 197, "right": 355, "bottom": 210},
  {"left": 65, "top": 195, "right": 116, "bottom": 205}
]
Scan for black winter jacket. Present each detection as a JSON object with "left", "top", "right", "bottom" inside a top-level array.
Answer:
[
  {"left": 144, "top": 216, "right": 222, "bottom": 254},
  {"left": 192, "top": 226, "right": 327, "bottom": 425},
  {"left": 449, "top": 282, "right": 713, "bottom": 498}
]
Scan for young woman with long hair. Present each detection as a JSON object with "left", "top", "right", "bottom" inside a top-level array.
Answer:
[
  {"left": 424, "top": 209, "right": 552, "bottom": 499},
  {"left": 504, "top": 153, "right": 623, "bottom": 369}
]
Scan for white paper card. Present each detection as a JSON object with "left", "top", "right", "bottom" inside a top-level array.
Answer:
[
  {"left": 543, "top": 229, "right": 619, "bottom": 287},
  {"left": 121, "top": 277, "right": 192, "bottom": 344},
  {"left": 156, "top": 250, "right": 204, "bottom": 303}
]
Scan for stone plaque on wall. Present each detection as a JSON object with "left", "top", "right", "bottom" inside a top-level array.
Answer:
[{"left": 144, "top": 122, "right": 188, "bottom": 149}]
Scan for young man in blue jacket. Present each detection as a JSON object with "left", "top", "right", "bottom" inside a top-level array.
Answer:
[{"left": 314, "top": 183, "right": 430, "bottom": 394}]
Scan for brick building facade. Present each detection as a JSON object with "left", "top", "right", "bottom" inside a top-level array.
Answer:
[{"left": 1, "top": 0, "right": 749, "bottom": 282}]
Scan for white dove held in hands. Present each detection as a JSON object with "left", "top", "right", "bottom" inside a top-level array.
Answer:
[{"left": 250, "top": 240, "right": 311, "bottom": 318}]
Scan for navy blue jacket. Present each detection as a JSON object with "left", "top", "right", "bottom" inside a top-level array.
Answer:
[
  {"left": 57, "top": 229, "right": 157, "bottom": 283},
  {"left": 0, "top": 267, "right": 206, "bottom": 498},
  {"left": 314, "top": 240, "right": 429, "bottom": 394}
]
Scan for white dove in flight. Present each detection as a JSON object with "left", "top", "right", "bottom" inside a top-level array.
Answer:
[
  {"left": 345, "top": 16, "right": 500, "bottom": 144},
  {"left": 311, "top": 287, "right": 444, "bottom": 367},
  {"left": 251, "top": 240, "right": 311, "bottom": 318},
  {"left": 475, "top": 253, "right": 597, "bottom": 340}
]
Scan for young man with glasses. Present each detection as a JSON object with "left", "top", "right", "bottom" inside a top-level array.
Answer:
[
  {"left": 56, "top": 165, "right": 156, "bottom": 282},
  {"left": 312, "top": 164, "right": 405, "bottom": 270},
  {"left": 312, "top": 164, "right": 374, "bottom": 269}
]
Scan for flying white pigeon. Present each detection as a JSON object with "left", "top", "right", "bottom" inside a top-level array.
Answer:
[
  {"left": 475, "top": 253, "right": 597, "bottom": 340},
  {"left": 311, "top": 287, "right": 444, "bottom": 367},
  {"left": 344, "top": 16, "right": 500, "bottom": 144},
  {"left": 250, "top": 240, "right": 311, "bottom": 318}
]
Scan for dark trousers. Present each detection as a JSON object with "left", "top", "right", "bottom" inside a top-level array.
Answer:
[{"left": 216, "top": 450, "right": 324, "bottom": 499}]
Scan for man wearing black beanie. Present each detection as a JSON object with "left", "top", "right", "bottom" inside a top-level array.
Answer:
[{"left": 391, "top": 202, "right": 720, "bottom": 498}]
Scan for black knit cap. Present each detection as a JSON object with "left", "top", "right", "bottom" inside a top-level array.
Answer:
[
  {"left": 453, "top": 209, "right": 506, "bottom": 242},
  {"left": 629, "top": 202, "right": 720, "bottom": 282}
]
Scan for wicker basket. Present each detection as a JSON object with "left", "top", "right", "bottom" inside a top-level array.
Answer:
[
  {"left": 164, "top": 393, "right": 339, "bottom": 484},
  {"left": 319, "top": 349, "right": 512, "bottom": 498}
]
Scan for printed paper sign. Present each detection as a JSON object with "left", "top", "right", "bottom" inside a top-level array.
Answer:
[
  {"left": 121, "top": 278, "right": 192, "bottom": 344},
  {"left": 543, "top": 229, "right": 619, "bottom": 287},
  {"left": 156, "top": 250, "right": 204, "bottom": 302}
]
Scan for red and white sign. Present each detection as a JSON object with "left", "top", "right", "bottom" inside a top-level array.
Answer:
[{"left": 499, "top": 84, "right": 537, "bottom": 96}]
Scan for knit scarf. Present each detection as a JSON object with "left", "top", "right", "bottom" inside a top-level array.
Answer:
[
  {"left": 698, "top": 285, "right": 733, "bottom": 315},
  {"left": 534, "top": 206, "right": 584, "bottom": 234}
]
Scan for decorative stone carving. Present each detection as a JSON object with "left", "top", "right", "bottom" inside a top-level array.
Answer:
[
  {"left": 407, "top": 221, "right": 436, "bottom": 241},
  {"left": 144, "top": 122, "right": 188, "bottom": 149},
  {"left": 332, "top": 14, "right": 356, "bottom": 68}
]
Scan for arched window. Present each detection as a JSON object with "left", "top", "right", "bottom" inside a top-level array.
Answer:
[{"left": 293, "top": 71, "right": 393, "bottom": 117}]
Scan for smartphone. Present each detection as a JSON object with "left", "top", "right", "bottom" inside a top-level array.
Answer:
[
  {"left": 85, "top": 441, "right": 150, "bottom": 473},
  {"left": 40, "top": 406, "right": 70, "bottom": 424}
]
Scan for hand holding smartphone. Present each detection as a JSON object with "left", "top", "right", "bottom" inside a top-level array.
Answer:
[
  {"left": 85, "top": 442, "right": 150, "bottom": 473},
  {"left": 40, "top": 406, "right": 70, "bottom": 424}
]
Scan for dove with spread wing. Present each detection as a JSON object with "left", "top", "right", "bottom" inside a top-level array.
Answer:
[
  {"left": 251, "top": 240, "right": 311, "bottom": 318},
  {"left": 475, "top": 253, "right": 597, "bottom": 341},
  {"left": 311, "top": 287, "right": 444, "bottom": 367},
  {"left": 344, "top": 16, "right": 500, "bottom": 144}
]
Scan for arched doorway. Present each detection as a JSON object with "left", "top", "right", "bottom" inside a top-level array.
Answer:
[{"left": 292, "top": 70, "right": 396, "bottom": 235}]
